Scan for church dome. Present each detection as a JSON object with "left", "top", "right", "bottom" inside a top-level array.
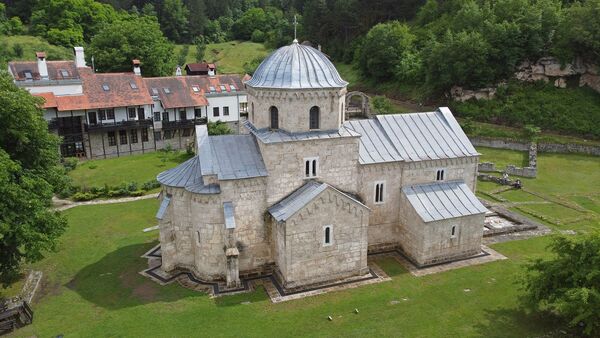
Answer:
[{"left": 245, "top": 42, "right": 348, "bottom": 89}]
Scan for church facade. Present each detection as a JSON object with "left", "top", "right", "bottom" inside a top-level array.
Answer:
[{"left": 156, "top": 41, "right": 487, "bottom": 291}]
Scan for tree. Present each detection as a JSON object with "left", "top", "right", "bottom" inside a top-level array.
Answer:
[
  {"left": 30, "top": 0, "right": 118, "bottom": 47},
  {"left": 0, "top": 72, "right": 68, "bottom": 285},
  {"left": 358, "top": 21, "right": 417, "bottom": 81},
  {"left": 521, "top": 234, "right": 600, "bottom": 336},
  {"left": 423, "top": 30, "right": 493, "bottom": 91},
  {"left": 207, "top": 121, "right": 232, "bottom": 135},
  {"left": 194, "top": 36, "right": 207, "bottom": 61},
  {"left": 232, "top": 7, "right": 268, "bottom": 40},
  {"left": 186, "top": 0, "right": 208, "bottom": 38},
  {"left": 88, "top": 15, "right": 176, "bottom": 77},
  {"left": 159, "top": 0, "right": 190, "bottom": 43},
  {"left": 555, "top": 0, "right": 600, "bottom": 64}
]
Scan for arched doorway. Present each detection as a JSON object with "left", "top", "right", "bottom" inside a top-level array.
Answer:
[{"left": 345, "top": 91, "right": 371, "bottom": 120}]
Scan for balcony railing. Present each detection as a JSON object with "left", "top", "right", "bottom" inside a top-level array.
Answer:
[
  {"left": 161, "top": 117, "right": 207, "bottom": 130},
  {"left": 84, "top": 119, "right": 153, "bottom": 132}
]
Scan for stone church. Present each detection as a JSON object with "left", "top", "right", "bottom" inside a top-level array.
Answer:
[{"left": 155, "top": 40, "right": 487, "bottom": 291}]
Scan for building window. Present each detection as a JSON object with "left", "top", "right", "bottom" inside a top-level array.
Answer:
[
  {"left": 323, "top": 225, "right": 332, "bottom": 246},
  {"left": 154, "top": 131, "right": 161, "bottom": 141},
  {"left": 162, "top": 112, "right": 169, "bottom": 122},
  {"left": 270, "top": 106, "right": 278, "bottom": 129},
  {"left": 309, "top": 106, "right": 320, "bottom": 129},
  {"left": 179, "top": 109, "right": 187, "bottom": 120},
  {"left": 129, "top": 82, "right": 138, "bottom": 89},
  {"left": 130, "top": 129, "right": 138, "bottom": 143},
  {"left": 194, "top": 108, "right": 202, "bottom": 118},
  {"left": 102, "top": 84, "right": 110, "bottom": 91},
  {"left": 213, "top": 107, "right": 220, "bottom": 117},
  {"left": 192, "top": 86, "right": 199, "bottom": 92},
  {"left": 137, "top": 107, "right": 145, "bottom": 120},
  {"left": 98, "top": 110, "right": 106, "bottom": 121},
  {"left": 436, "top": 169, "right": 445, "bottom": 181},
  {"left": 119, "top": 130, "right": 127, "bottom": 145},
  {"left": 141, "top": 128, "right": 148, "bottom": 142},
  {"left": 451, "top": 225, "right": 457, "bottom": 238},
  {"left": 182, "top": 128, "right": 191, "bottom": 137},
  {"left": 223, "top": 106, "right": 230, "bottom": 116},
  {"left": 128, "top": 108, "right": 136, "bottom": 119},
  {"left": 107, "top": 109, "right": 115, "bottom": 120},
  {"left": 154, "top": 112, "right": 161, "bottom": 121},
  {"left": 304, "top": 157, "right": 318, "bottom": 178},
  {"left": 107, "top": 131, "right": 116, "bottom": 146},
  {"left": 239, "top": 102, "right": 248, "bottom": 113},
  {"left": 163, "top": 88, "right": 171, "bottom": 94},
  {"left": 374, "top": 181, "right": 385, "bottom": 204}
]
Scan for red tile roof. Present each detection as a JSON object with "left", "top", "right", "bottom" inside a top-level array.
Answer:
[
  {"left": 9, "top": 60, "right": 81, "bottom": 81},
  {"left": 36, "top": 52, "right": 46, "bottom": 58},
  {"left": 143, "top": 74, "right": 244, "bottom": 109},
  {"left": 34, "top": 92, "right": 58, "bottom": 108},
  {"left": 185, "top": 62, "right": 216, "bottom": 72}
]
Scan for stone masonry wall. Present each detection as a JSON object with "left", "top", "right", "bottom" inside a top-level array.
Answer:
[
  {"left": 401, "top": 157, "right": 479, "bottom": 191},
  {"left": 257, "top": 136, "right": 360, "bottom": 205},
  {"left": 277, "top": 189, "right": 369, "bottom": 289},
  {"left": 398, "top": 192, "right": 484, "bottom": 266},
  {"left": 247, "top": 87, "right": 347, "bottom": 132},
  {"left": 470, "top": 136, "right": 600, "bottom": 156}
]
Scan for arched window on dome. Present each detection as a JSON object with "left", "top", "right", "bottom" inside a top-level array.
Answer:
[
  {"left": 270, "top": 106, "right": 279, "bottom": 129},
  {"left": 309, "top": 106, "right": 320, "bottom": 129}
]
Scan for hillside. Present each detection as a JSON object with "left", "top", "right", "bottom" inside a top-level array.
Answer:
[
  {"left": 174, "top": 41, "right": 270, "bottom": 74},
  {"left": 0, "top": 35, "right": 73, "bottom": 62}
]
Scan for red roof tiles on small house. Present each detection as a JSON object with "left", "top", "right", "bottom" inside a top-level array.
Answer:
[
  {"left": 9, "top": 60, "right": 81, "bottom": 81},
  {"left": 185, "top": 62, "right": 216, "bottom": 73},
  {"left": 34, "top": 92, "right": 58, "bottom": 109}
]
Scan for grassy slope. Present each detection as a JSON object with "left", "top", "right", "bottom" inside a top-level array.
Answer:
[
  {"left": 174, "top": 41, "right": 270, "bottom": 74},
  {"left": 10, "top": 199, "right": 561, "bottom": 337},
  {"left": 0, "top": 35, "right": 73, "bottom": 61},
  {"left": 68, "top": 151, "right": 191, "bottom": 188}
]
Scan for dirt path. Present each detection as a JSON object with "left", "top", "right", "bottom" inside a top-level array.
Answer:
[{"left": 53, "top": 193, "right": 159, "bottom": 211}]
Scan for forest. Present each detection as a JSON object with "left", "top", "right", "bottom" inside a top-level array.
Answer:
[{"left": 1, "top": 0, "right": 599, "bottom": 137}]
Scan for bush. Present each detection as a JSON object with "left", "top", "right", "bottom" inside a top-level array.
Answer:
[
  {"left": 88, "top": 164, "right": 97, "bottom": 169},
  {"left": 370, "top": 96, "right": 397, "bottom": 114},
  {"left": 251, "top": 29, "right": 265, "bottom": 43},
  {"left": 72, "top": 192, "right": 96, "bottom": 201},
  {"left": 62, "top": 157, "right": 78, "bottom": 172},
  {"left": 129, "top": 190, "right": 144, "bottom": 197},
  {"left": 142, "top": 179, "right": 161, "bottom": 191}
]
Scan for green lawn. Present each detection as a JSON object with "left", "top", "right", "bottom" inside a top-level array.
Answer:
[
  {"left": 6, "top": 199, "right": 565, "bottom": 337},
  {"left": 69, "top": 151, "right": 190, "bottom": 188},
  {"left": 174, "top": 41, "right": 270, "bottom": 74},
  {"left": 475, "top": 146, "right": 600, "bottom": 232}
]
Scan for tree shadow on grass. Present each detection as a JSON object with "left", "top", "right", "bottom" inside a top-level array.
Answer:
[
  {"left": 66, "top": 242, "right": 203, "bottom": 309},
  {"left": 473, "top": 307, "right": 565, "bottom": 338}
]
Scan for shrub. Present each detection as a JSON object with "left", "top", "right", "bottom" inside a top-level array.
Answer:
[
  {"left": 142, "top": 179, "right": 161, "bottom": 191},
  {"left": 72, "top": 192, "right": 96, "bottom": 201},
  {"left": 251, "top": 29, "right": 265, "bottom": 43},
  {"left": 88, "top": 164, "right": 98, "bottom": 170},
  {"left": 129, "top": 190, "right": 144, "bottom": 197},
  {"left": 62, "top": 157, "right": 79, "bottom": 172}
]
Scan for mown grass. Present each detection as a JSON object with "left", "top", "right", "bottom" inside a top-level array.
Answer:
[
  {"left": 174, "top": 41, "right": 270, "bottom": 74},
  {"left": 475, "top": 146, "right": 600, "bottom": 232},
  {"left": 68, "top": 151, "right": 191, "bottom": 188},
  {"left": 7, "top": 199, "right": 567, "bottom": 337}
]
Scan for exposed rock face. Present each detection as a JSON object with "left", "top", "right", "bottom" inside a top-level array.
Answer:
[{"left": 452, "top": 57, "right": 600, "bottom": 101}]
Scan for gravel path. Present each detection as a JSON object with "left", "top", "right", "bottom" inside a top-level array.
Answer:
[{"left": 53, "top": 193, "right": 159, "bottom": 211}]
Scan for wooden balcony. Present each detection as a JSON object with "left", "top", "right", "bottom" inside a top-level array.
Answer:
[{"left": 84, "top": 119, "right": 153, "bottom": 132}]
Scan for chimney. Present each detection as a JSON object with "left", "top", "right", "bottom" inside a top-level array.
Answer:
[
  {"left": 36, "top": 52, "right": 48, "bottom": 79},
  {"left": 74, "top": 47, "right": 86, "bottom": 68},
  {"left": 175, "top": 65, "right": 182, "bottom": 76},
  {"left": 132, "top": 59, "right": 141, "bottom": 75}
]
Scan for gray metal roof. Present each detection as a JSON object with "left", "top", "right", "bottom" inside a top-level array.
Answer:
[
  {"left": 156, "top": 156, "right": 221, "bottom": 194},
  {"left": 199, "top": 134, "right": 268, "bottom": 180},
  {"left": 244, "top": 120, "right": 360, "bottom": 144},
  {"left": 268, "top": 181, "right": 367, "bottom": 222},
  {"left": 402, "top": 180, "right": 487, "bottom": 223},
  {"left": 223, "top": 202, "right": 236, "bottom": 229},
  {"left": 343, "top": 107, "right": 479, "bottom": 164},
  {"left": 155, "top": 196, "right": 171, "bottom": 220},
  {"left": 245, "top": 42, "right": 348, "bottom": 89}
]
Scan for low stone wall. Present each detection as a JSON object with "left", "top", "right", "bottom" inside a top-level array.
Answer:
[
  {"left": 470, "top": 137, "right": 600, "bottom": 156},
  {"left": 477, "top": 140, "right": 538, "bottom": 178},
  {"left": 505, "top": 165, "right": 537, "bottom": 178},
  {"left": 478, "top": 162, "right": 496, "bottom": 172}
]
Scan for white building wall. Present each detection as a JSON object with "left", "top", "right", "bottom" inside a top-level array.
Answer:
[{"left": 206, "top": 94, "right": 244, "bottom": 123}]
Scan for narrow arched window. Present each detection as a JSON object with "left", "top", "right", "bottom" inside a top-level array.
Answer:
[
  {"left": 309, "top": 106, "right": 320, "bottom": 129},
  {"left": 451, "top": 225, "right": 457, "bottom": 238},
  {"left": 270, "top": 106, "right": 279, "bottom": 129},
  {"left": 323, "top": 225, "right": 332, "bottom": 246}
]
